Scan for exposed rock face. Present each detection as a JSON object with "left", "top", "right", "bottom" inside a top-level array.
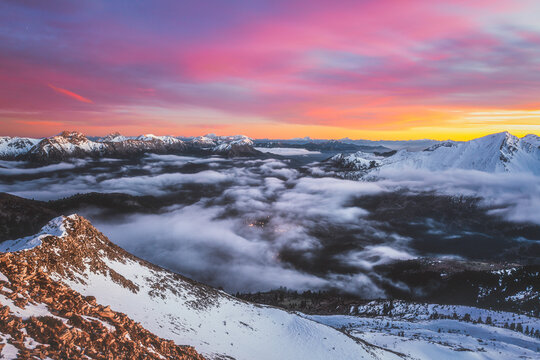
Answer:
[
  {"left": 0, "top": 251, "right": 204, "bottom": 359},
  {"left": 0, "top": 131, "right": 259, "bottom": 163}
]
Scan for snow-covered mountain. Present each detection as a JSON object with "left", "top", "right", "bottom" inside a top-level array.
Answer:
[
  {"left": 0, "top": 215, "right": 400, "bottom": 360},
  {"left": 0, "top": 136, "right": 40, "bottom": 158},
  {"left": 332, "top": 132, "right": 540, "bottom": 175},
  {"left": 212, "top": 136, "right": 255, "bottom": 156},
  {"left": 191, "top": 134, "right": 255, "bottom": 155},
  {"left": 0, "top": 131, "right": 259, "bottom": 163},
  {"left": 189, "top": 135, "right": 218, "bottom": 148},
  {"left": 0, "top": 244, "right": 204, "bottom": 359}
]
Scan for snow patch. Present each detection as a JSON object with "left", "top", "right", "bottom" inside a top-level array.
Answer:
[{"left": 0, "top": 215, "right": 72, "bottom": 252}]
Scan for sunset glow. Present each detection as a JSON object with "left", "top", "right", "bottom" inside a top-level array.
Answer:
[{"left": 1, "top": 0, "right": 540, "bottom": 139}]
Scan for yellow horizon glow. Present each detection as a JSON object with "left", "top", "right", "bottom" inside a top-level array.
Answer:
[{"left": 3, "top": 107, "right": 540, "bottom": 141}]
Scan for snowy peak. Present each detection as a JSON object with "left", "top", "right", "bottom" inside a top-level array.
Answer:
[
  {"left": 0, "top": 215, "right": 70, "bottom": 252},
  {"left": 212, "top": 135, "right": 255, "bottom": 156},
  {"left": 136, "top": 134, "right": 179, "bottom": 143},
  {"left": 0, "top": 136, "right": 40, "bottom": 158},
  {"left": 57, "top": 130, "right": 89, "bottom": 143},
  {"left": 25, "top": 131, "right": 105, "bottom": 162},
  {"left": 191, "top": 136, "right": 217, "bottom": 147},
  {"left": 0, "top": 236, "right": 204, "bottom": 359},
  {"left": 522, "top": 134, "right": 540, "bottom": 149},
  {"left": 331, "top": 151, "right": 383, "bottom": 171},
  {"left": 192, "top": 134, "right": 254, "bottom": 151},
  {"left": 496, "top": 132, "right": 520, "bottom": 164},
  {"left": 99, "top": 132, "right": 128, "bottom": 142},
  {"left": 332, "top": 132, "right": 540, "bottom": 175}
]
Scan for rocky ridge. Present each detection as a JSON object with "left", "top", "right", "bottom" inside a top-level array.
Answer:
[{"left": 0, "top": 249, "right": 204, "bottom": 359}]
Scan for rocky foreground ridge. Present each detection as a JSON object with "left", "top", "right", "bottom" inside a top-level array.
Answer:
[
  {"left": 0, "top": 214, "right": 401, "bottom": 360},
  {"left": 0, "top": 234, "right": 204, "bottom": 358},
  {"left": 0, "top": 131, "right": 258, "bottom": 163}
]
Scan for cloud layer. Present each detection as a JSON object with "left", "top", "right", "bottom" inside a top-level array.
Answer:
[{"left": 1, "top": 154, "right": 539, "bottom": 295}]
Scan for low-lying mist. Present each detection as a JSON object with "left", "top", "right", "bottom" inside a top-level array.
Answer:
[{"left": 1, "top": 154, "right": 539, "bottom": 296}]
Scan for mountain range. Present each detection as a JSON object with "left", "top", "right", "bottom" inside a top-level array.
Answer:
[
  {"left": 3, "top": 131, "right": 539, "bottom": 175},
  {"left": 0, "top": 131, "right": 258, "bottom": 163}
]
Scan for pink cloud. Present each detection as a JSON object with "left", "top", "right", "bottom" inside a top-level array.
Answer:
[{"left": 48, "top": 84, "right": 93, "bottom": 104}]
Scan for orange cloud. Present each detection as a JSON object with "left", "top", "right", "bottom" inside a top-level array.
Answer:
[{"left": 48, "top": 84, "right": 93, "bottom": 104}]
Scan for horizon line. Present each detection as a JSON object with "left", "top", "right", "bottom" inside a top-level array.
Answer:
[{"left": 2, "top": 130, "right": 538, "bottom": 143}]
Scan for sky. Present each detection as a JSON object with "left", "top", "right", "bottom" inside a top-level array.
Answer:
[{"left": 1, "top": 0, "right": 540, "bottom": 140}]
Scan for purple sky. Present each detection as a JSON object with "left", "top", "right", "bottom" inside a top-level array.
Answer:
[{"left": 1, "top": 0, "right": 540, "bottom": 139}]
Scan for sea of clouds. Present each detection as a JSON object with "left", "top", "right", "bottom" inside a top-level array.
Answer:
[{"left": 1, "top": 154, "right": 538, "bottom": 295}]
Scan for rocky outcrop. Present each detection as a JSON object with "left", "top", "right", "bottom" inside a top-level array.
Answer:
[
  {"left": 0, "top": 136, "right": 39, "bottom": 159},
  {"left": 0, "top": 252, "right": 204, "bottom": 359},
  {"left": 0, "top": 215, "right": 222, "bottom": 307}
]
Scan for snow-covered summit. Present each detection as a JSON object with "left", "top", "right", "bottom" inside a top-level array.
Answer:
[
  {"left": 192, "top": 134, "right": 253, "bottom": 148},
  {"left": 332, "top": 132, "right": 540, "bottom": 175},
  {"left": 0, "top": 215, "right": 72, "bottom": 252},
  {"left": 331, "top": 151, "right": 383, "bottom": 171},
  {"left": 191, "top": 135, "right": 217, "bottom": 147},
  {"left": 98, "top": 132, "right": 129, "bottom": 142},
  {"left": 522, "top": 133, "right": 540, "bottom": 149},
  {"left": 213, "top": 135, "right": 254, "bottom": 154}
]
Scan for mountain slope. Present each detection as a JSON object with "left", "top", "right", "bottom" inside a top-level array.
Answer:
[
  {"left": 307, "top": 301, "right": 540, "bottom": 360},
  {"left": 0, "top": 215, "right": 401, "bottom": 360},
  {"left": 332, "top": 132, "right": 540, "bottom": 175},
  {"left": 0, "top": 243, "right": 203, "bottom": 359}
]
